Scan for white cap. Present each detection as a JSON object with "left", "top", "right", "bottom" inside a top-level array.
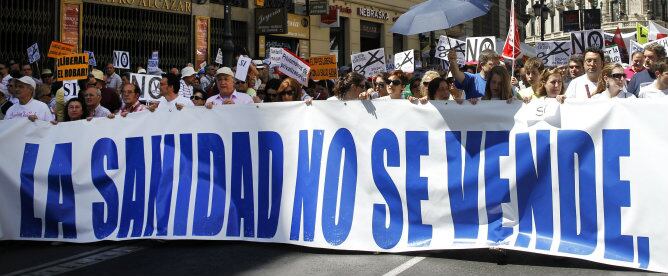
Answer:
[
  {"left": 181, "top": 66, "right": 196, "bottom": 78},
  {"left": 252, "top": 60, "right": 265, "bottom": 69},
  {"left": 216, "top": 67, "right": 234, "bottom": 77},
  {"left": 16, "top": 76, "right": 36, "bottom": 90},
  {"left": 138, "top": 68, "right": 147, "bottom": 74}
]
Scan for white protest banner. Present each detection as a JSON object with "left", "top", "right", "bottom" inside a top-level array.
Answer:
[
  {"left": 62, "top": 80, "right": 80, "bottom": 101},
  {"left": 435, "top": 36, "right": 466, "bottom": 65},
  {"left": 535, "top": 41, "right": 572, "bottom": 67},
  {"left": 130, "top": 73, "right": 162, "bottom": 101},
  {"left": 113, "top": 50, "right": 131, "bottom": 69},
  {"left": 27, "top": 43, "right": 40, "bottom": 64},
  {"left": 351, "top": 48, "right": 386, "bottom": 78},
  {"left": 270, "top": 47, "right": 283, "bottom": 68},
  {"left": 629, "top": 40, "right": 644, "bottom": 60},
  {"left": 85, "top": 51, "right": 97, "bottom": 67},
  {"left": 393, "top": 50, "right": 414, "bottom": 73},
  {"left": 1, "top": 101, "right": 668, "bottom": 274},
  {"left": 570, "top": 29, "right": 605, "bottom": 55},
  {"left": 215, "top": 48, "right": 223, "bottom": 64},
  {"left": 147, "top": 58, "right": 159, "bottom": 73},
  {"left": 235, "top": 56, "right": 252, "bottom": 81},
  {"left": 465, "top": 36, "right": 496, "bottom": 62},
  {"left": 605, "top": 46, "right": 622, "bottom": 63},
  {"left": 278, "top": 49, "right": 310, "bottom": 86}
]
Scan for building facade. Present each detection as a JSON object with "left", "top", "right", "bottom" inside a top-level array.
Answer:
[{"left": 524, "top": 0, "right": 668, "bottom": 44}]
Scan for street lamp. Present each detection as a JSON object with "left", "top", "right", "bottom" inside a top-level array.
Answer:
[
  {"left": 532, "top": 0, "right": 549, "bottom": 41},
  {"left": 222, "top": 0, "right": 235, "bottom": 67}
]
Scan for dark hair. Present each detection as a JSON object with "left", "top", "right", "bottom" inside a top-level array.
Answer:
[
  {"left": 332, "top": 72, "right": 365, "bottom": 99},
  {"left": 483, "top": 65, "right": 513, "bottom": 100},
  {"left": 162, "top": 73, "right": 180, "bottom": 94},
  {"left": 427, "top": 77, "right": 447, "bottom": 100},
  {"left": 645, "top": 42, "right": 668, "bottom": 58},
  {"left": 122, "top": 82, "right": 141, "bottom": 95},
  {"left": 265, "top": 78, "right": 282, "bottom": 91},
  {"left": 568, "top": 54, "right": 584, "bottom": 66},
  {"left": 64, "top": 97, "right": 89, "bottom": 122},
  {"left": 584, "top": 47, "right": 605, "bottom": 62},
  {"left": 389, "top": 70, "right": 409, "bottom": 85},
  {"left": 650, "top": 57, "right": 668, "bottom": 74}
]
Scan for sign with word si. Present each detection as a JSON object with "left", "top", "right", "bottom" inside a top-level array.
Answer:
[
  {"left": 27, "top": 43, "right": 40, "bottom": 64},
  {"left": 113, "top": 51, "right": 131, "bottom": 69},
  {"left": 130, "top": 73, "right": 162, "bottom": 101},
  {"left": 570, "top": 29, "right": 605, "bottom": 55},
  {"left": 270, "top": 47, "right": 283, "bottom": 68},
  {"left": 535, "top": 41, "right": 571, "bottom": 67},
  {"left": 85, "top": 51, "right": 96, "bottom": 67},
  {"left": 435, "top": 36, "right": 466, "bottom": 65},
  {"left": 351, "top": 48, "right": 386, "bottom": 78},
  {"left": 1, "top": 100, "right": 668, "bottom": 274},
  {"left": 650, "top": 37, "right": 668, "bottom": 55},
  {"left": 605, "top": 46, "right": 622, "bottom": 63},
  {"left": 147, "top": 58, "right": 159, "bottom": 73},
  {"left": 465, "top": 36, "right": 496, "bottom": 62},
  {"left": 310, "top": 55, "right": 337, "bottom": 80},
  {"left": 47, "top": 41, "right": 75, "bottom": 58},
  {"left": 215, "top": 48, "right": 223, "bottom": 64},
  {"left": 629, "top": 40, "right": 644, "bottom": 60},
  {"left": 278, "top": 49, "right": 310, "bottom": 86},
  {"left": 393, "top": 50, "right": 414, "bottom": 73},
  {"left": 56, "top": 54, "right": 89, "bottom": 81},
  {"left": 62, "top": 80, "right": 80, "bottom": 101},
  {"left": 235, "top": 56, "right": 252, "bottom": 82}
]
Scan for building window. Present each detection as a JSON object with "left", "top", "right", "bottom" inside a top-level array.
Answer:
[
  {"left": 360, "top": 20, "right": 381, "bottom": 52},
  {"left": 330, "top": 17, "right": 347, "bottom": 67},
  {"left": 211, "top": 18, "right": 249, "bottom": 57},
  {"left": 393, "top": 33, "right": 404, "bottom": 54}
]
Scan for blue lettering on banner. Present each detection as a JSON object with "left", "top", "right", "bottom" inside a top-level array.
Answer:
[
  {"left": 193, "top": 133, "right": 226, "bottom": 236},
  {"left": 446, "top": 131, "right": 481, "bottom": 240},
  {"left": 322, "top": 129, "right": 357, "bottom": 246},
  {"left": 91, "top": 138, "right": 120, "bottom": 239},
  {"left": 45, "top": 143, "right": 77, "bottom": 239},
  {"left": 484, "top": 131, "right": 512, "bottom": 243},
  {"left": 371, "top": 129, "right": 403, "bottom": 249},
  {"left": 406, "top": 131, "right": 432, "bottom": 247},
  {"left": 173, "top": 134, "right": 194, "bottom": 236},
  {"left": 144, "top": 135, "right": 175, "bottom": 237},
  {"left": 257, "top": 131, "right": 284, "bottom": 239},
  {"left": 290, "top": 130, "right": 325, "bottom": 242},
  {"left": 228, "top": 132, "right": 256, "bottom": 238},
  {"left": 20, "top": 143, "right": 42, "bottom": 238},
  {"left": 118, "top": 137, "right": 146, "bottom": 238}
]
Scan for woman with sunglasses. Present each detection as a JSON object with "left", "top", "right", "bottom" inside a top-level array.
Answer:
[
  {"left": 191, "top": 90, "right": 207, "bottom": 106},
  {"left": 378, "top": 70, "right": 408, "bottom": 99},
  {"left": 591, "top": 63, "right": 635, "bottom": 99},
  {"left": 365, "top": 72, "right": 389, "bottom": 99},
  {"left": 277, "top": 77, "right": 303, "bottom": 102}
]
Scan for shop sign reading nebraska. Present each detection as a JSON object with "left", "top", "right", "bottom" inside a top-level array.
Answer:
[
  {"left": 88, "top": 0, "right": 192, "bottom": 14},
  {"left": 357, "top": 7, "right": 389, "bottom": 20}
]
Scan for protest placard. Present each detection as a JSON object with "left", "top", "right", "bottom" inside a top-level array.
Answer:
[
  {"left": 56, "top": 53, "right": 89, "bottom": 81},
  {"left": 570, "top": 29, "right": 605, "bottom": 55},
  {"left": 351, "top": 48, "right": 386, "bottom": 78},
  {"left": 147, "top": 58, "right": 159, "bottom": 73},
  {"left": 278, "top": 49, "right": 310, "bottom": 86},
  {"left": 629, "top": 40, "right": 644, "bottom": 60},
  {"left": 62, "top": 80, "right": 80, "bottom": 101},
  {"left": 84, "top": 51, "right": 96, "bottom": 67},
  {"left": 235, "top": 56, "right": 252, "bottom": 81},
  {"left": 113, "top": 50, "right": 131, "bottom": 69},
  {"left": 310, "top": 55, "right": 337, "bottom": 80},
  {"left": 215, "top": 48, "right": 223, "bottom": 64},
  {"left": 151, "top": 51, "right": 159, "bottom": 60},
  {"left": 535, "top": 41, "right": 571, "bottom": 67},
  {"left": 435, "top": 36, "right": 466, "bottom": 65},
  {"left": 27, "top": 43, "right": 40, "bottom": 64},
  {"left": 130, "top": 73, "right": 162, "bottom": 101},
  {"left": 47, "top": 41, "right": 75, "bottom": 58},
  {"left": 270, "top": 47, "right": 283, "bottom": 68},
  {"left": 465, "top": 36, "right": 496, "bottom": 62},
  {"left": 605, "top": 46, "right": 622, "bottom": 63},
  {"left": 393, "top": 50, "right": 414, "bottom": 73}
]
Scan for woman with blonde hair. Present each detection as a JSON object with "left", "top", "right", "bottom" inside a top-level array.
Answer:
[
  {"left": 591, "top": 63, "right": 635, "bottom": 99},
  {"left": 535, "top": 68, "right": 565, "bottom": 99},
  {"left": 276, "top": 77, "right": 303, "bottom": 102}
]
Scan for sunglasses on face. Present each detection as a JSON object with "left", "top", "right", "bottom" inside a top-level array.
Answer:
[
  {"left": 191, "top": 96, "right": 204, "bottom": 100},
  {"left": 386, "top": 79, "right": 402, "bottom": 86},
  {"left": 374, "top": 82, "right": 385, "bottom": 87},
  {"left": 609, "top": 73, "right": 626, "bottom": 79},
  {"left": 235, "top": 81, "right": 246, "bottom": 85}
]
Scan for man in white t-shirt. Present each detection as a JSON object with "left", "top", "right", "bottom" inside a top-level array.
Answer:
[
  {"left": 639, "top": 57, "right": 668, "bottom": 98},
  {"left": 4, "top": 76, "right": 53, "bottom": 122},
  {"left": 563, "top": 48, "right": 604, "bottom": 100},
  {"left": 150, "top": 73, "right": 194, "bottom": 112}
]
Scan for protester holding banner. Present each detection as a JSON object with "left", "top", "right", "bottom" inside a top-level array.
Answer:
[
  {"left": 408, "top": 77, "right": 421, "bottom": 98},
  {"left": 62, "top": 98, "right": 88, "bottom": 122},
  {"left": 88, "top": 69, "right": 122, "bottom": 114},
  {"left": 535, "top": 69, "right": 564, "bottom": 98},
  {"left": 329, "top": 72, "right": 366, "bottom": 101},
  {"left": 4, "top": 76, "right": 53, "bottom": 122},
  {"left": 517, "top": 57, "right": 545, "bottom": 101},
  {"left": 628, "top": 43, "right": 667, "bottom": 96},
  {"left": 104, "top": 63, "right": 122, "bottom": 92},
  {"left": 277, "top": 77, "right": 303, "bottom": 102},
  {"left": 368, "top": 72, "right": 389, "bottom": 99},
  {"left": 83, "top": 86, "right": 112, "bottom": 118},
  {"left": 379, "top": 70, "right": 408, "bottom": 100},
  {"left": 565, "top": 48, "right": 604, "bottom": 99},
  {"left": 117, "top": 83, "right": 147, "bottom": 116},
  {"left": 190, "top": 90, "right": 206, "bottom": 107},
  {"left": 205, "top": 67, "right": 254, "bottom": 107},
  {"left": 592, "top": 64, "right": 635, "bottom": 99},
  {"left": 482, "top": 65, "right": 514, "bottom": 103},
  {"left": 426, "top": 77, "right": 451, "bottom": 101},
  {"left": 625, "top": 51, "right": 645, "bottom": 81},
  {"left": 419, "top": 70, "right": 441, "bottom": 99},
  {"left": 638, "top": 57, "right": 668, "bottom": 98},
  {"left": 448, "top": 49, "right": 500, "bottom": 99},
  {"left": 152, "top": 73, "right": 194, "bottom": 112}
]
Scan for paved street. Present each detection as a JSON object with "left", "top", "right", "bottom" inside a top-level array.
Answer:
[{"left": 0, "top": 241, "right": 659, "bottom": 275}]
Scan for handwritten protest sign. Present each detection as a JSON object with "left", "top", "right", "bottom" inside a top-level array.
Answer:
[
  {"left": 270, "top": 47, "right": 283, "bottom": 68},
  {"left": 113, "top": 50, "right": 131, "bottom": 69},
  {"left": 56, "top": 53, "right": 89, "bottom": 81},
  {"left": 84, "top": 51, "right": 96, "bottom": 67},
  {"left": 535, "top": 41, "right": 571, "bottom": 67},
  {"left": 235, "top": 56, "right": 252, "bottom": 81},
  {"left": 605, "top": 46, "right": 622, "bottom": 63},
  {"left": 351, "top": 48, "right": 386, "bottom": 78},
  {"left": 393, "top": 50, "right": 414, "bottom": 73},
  {"left": 147, "top": 58, "right": 159, "bottom": 73},
  {"left": 570, "top": 29, "right": 605, "bottom": 55},
  {"left": 47, "top": 41, "right": 75, "bottom": 58},
  {"left": 130, "top": 73, "right": 162, "bottom": 101},
  {"left": 62, "top": 80, "right": 80, "bottom": 101},
  {"left": 435, "top": 36, "right": 466, "bottom": 65},
  {"left": 215, "top": 48, "right": 223, "bottom": 64},
  {"left": 465, "top": 36, "right": 496, "bottom": 62},
  {"left": 310, "top": 55, "right": 338, "bottom": 80},
  {"left": 279, "top": 49, "right": 310, "bottom": 86},
  {"left": 27, "top": 43, "right": 40, "bottom": 64}
]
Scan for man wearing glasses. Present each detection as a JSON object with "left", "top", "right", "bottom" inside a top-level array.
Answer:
[
  {"left": 564, "top": 48, "right": 604, "bottom": 99},
  {"left": 205, "top": 67, "right": 253, "bottom": 107}
]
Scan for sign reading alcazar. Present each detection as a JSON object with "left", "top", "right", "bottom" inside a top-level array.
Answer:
[{"left": 86, "top": 0, "right": 192, "bottom": 14}]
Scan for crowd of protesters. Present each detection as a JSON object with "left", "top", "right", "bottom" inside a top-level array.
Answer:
[{"left": 2, "top": 40, "right": 668, "bottom": 124}]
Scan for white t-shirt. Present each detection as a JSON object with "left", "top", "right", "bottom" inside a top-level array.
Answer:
[
  {"left": 638, "top": 80, "right": 668, "bottom": 98},
  {"left": 4, "top": 99, "right": 54, "bottom": 121},
  {"left": 591, "top": 89, "right": 636, "bottom": 99},
  {"left": 565, "top": 74, "right": 598, "bottom": 99},
  {"left": 156, "top": 95, "right": 194, "bottom": 112}
]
